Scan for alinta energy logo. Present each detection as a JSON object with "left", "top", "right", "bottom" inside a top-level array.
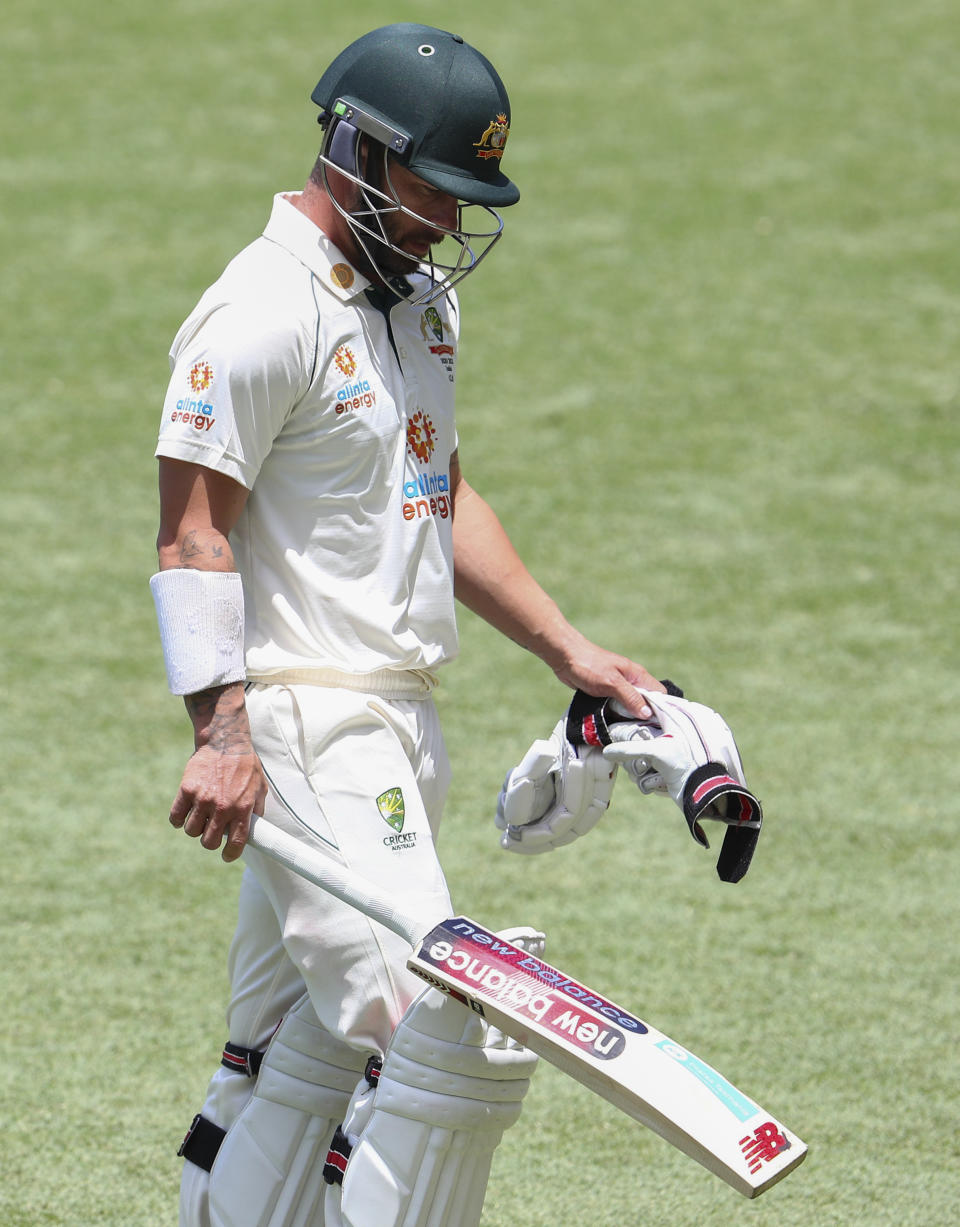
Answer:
[
  {"left": 402, "top": 410, "right": 452, "bottom": 522},
  {"left": 189, "top": 361, "right": 214, "bottom": 393},
  {"left": 171, "top": 360, "right": 216, "bottom": 432},
  {"left": 406, "top": 410, "right": 437, "bottom": 464},
  {"left": 334, "top": 345, "right": 357, "bottom": 379},
  {"left": 333, "top": 344, "right": 377, "bottom": 415},
  {"left": 403, "top": 411, "right": 450, "bottom": 522}
]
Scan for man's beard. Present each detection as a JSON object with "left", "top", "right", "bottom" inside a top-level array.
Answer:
[{"left": 342, "top": 169, "right": 444, "bottom": 283}]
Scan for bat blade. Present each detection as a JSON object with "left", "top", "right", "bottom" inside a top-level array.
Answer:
[
  {"left": 407, "top": 915, "right": 807, "bottom": 1198},
  {"left": 247, "top": 818, "right": 807, "bottom": 1197}
]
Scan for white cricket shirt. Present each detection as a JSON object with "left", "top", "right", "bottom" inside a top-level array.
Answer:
[{"left": 156, "top": 193, "right": 462, "bottom": 680}]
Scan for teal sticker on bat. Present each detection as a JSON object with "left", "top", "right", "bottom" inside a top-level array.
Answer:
[{"left": 655, "top": 1040, "right": 758, "bottom": 1122}]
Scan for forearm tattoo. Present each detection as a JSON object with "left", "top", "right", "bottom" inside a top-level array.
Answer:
[
  {"left": 185, "top": 688, "right": 253, "bottom": 755},
  {"left": 179, "top": 529, "right": 227, "bottom": 568}
]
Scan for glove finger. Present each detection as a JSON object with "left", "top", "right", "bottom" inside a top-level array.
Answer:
[
  {"left": 512, "top": 739, "right": 560, "bottom": 781},
  {"left": 558, "top": 758, "right": 590, "bottom": 815},
  {"left": 602, "top": 743, "right": 652, "bottom": 768},
  {"left": 500, "top": 825, "right": 557, "bottom": 854},
  {"left": 604, "top": 740, "right": 689, "bottom": 782},
  {"left": 644, "top": 693, "right": 749, "bottom": 785},
  {"left": 602, "top": 744, "right": 659, "bottom": 789},
  {"left": 568, "top": 800, "right": 611, "bottom": 840},
  {"left": 499, "top": 774, "right": 556, "bottom": 826}
]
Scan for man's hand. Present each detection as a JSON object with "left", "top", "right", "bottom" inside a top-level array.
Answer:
[
  {"left": 170, "top": 682, "right": 267, "bottom": 861},
  {"left": 549, "top": 634, "right": 666, "bottom": 719}
]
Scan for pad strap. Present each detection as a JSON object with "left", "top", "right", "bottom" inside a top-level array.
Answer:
[
  {"left": 220, "top": 1042, "right": 264, "bottom": 1078},
  {"left": 178, "top": 1113, "right": 226, "bottom": 1172},
  {"left": 322, "top": 1056, "right": 383, "bottom": 1185},
  {"left": 322, "top": 1124, "right": 352, "bottom": 1187}
]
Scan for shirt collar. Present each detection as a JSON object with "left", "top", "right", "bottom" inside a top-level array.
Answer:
[
  {"left": 262, "top": 192, "right": 372, "bottom": 303},
  {"left": 262, "top": 192, "right": 422, "bottom": 307}
]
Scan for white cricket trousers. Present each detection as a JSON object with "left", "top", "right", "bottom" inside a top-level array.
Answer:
[{"left": 223, "top": 680, "right": 455, "bottom": 1059}]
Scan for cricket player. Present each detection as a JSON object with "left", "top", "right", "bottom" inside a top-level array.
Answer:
[{"left": 152, "top": 24, "right": 664, "bottom": 1227}]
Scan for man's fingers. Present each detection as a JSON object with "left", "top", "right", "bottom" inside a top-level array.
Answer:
[
  {"left": 182, "top": 805, "right": 208, "bottom": 838},
  {"left": 606, "top": 669, "right": 672, "bottom": 720},
  {"left": 607, "top": 680, "right": 655, "bottom": 720},
  {"left": 221, "top": 825, "right": 248, "bottom": 862},
  {"left": 167, "top": 745, "right": 267, "bottom": 854},
  {"left": 200, "top": 815, "right": 228, "bottom": 850},
  {"left": 169, "top": 788, "right": 192, "bottom": 829},
  {"left": 175, "top": 801, "right": 249, "bottom": 857}
]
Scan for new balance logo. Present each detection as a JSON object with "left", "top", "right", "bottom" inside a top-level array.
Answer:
[{"left": 739, "top": 1122, "right": 789, "bottom": 1173}]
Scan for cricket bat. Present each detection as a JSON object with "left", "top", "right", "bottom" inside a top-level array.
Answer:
[{"left": 247, "top": 816, "right": 807, "bottom": 1198}]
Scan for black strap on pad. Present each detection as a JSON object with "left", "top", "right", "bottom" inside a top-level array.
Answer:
[{"left": 178, "top": 1114, "right": 226, "bottom": 1172}]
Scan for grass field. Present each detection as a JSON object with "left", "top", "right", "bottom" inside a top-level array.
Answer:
[{"left": 2, "top": 1, "right": 959, "bottom": 1224}]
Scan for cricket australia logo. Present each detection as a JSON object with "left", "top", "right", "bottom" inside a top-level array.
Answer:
[
  {"left": 420, "top": 308, "right": 455, "bottom": 381},
  {"left": 420, "top": 308, "right": 453, "bottom": 356},
  {"left": 377, "top": 788, "right": 418, "bottom": 851},
  {"left": 474, "top": 113, "right": 510, "bottom": 161},
  {"left": 406, "top": 410, "right": 437, "bottom": 464},
  {"left": 739, "top": 1122, "right": 790, "bottom": 1174},
  {"left": 377, "top": 787, "right": 405, "bottom": 832}
]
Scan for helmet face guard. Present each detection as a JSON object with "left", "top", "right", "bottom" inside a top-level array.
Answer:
[
  {"left": 311, "top": 25, "right": 519, "bottom": 303},
  {"left": 319, "top": 105, "right": 504, "bottom": 304}
]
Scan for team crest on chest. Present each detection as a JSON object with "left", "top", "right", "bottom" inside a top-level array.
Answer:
[{"left": 420, "top": 309, "right": 455, "bottom": 381}]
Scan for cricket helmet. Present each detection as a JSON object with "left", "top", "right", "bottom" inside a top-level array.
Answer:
[
  {"left": 311, "top": 24, "right": 519, "bottom": 301},
  {"left": 312, "top": 24, "right": 518, "bottom": 207}
]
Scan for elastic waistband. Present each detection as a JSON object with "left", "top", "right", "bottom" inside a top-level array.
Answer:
[{"left": 246, "top": 666, "right": 439, "bottom": 700}]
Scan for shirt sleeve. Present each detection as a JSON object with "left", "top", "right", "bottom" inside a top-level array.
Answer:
[{"left": 156, "top": 300, "right": 307, "bottom": 489}]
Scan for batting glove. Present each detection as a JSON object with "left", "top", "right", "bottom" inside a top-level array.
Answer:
[
  {"left": 566, "top": 689, "right": 763, "bottom": 883},
  {"left": 495, "top": 716, "right": 617, "bottom": 855}
]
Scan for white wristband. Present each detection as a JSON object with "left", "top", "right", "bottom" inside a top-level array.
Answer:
[{"left": 150, "top": 569, "right": 246, "bottom": 696}]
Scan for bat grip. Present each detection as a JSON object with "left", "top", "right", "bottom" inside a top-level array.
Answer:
[{"left": 247, "top": 816, "right": 431, "bottom": 949}]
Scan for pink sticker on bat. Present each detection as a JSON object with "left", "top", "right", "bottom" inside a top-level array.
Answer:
[{"left": 414, "top": 918, "right": 649, "bottom": 1060}]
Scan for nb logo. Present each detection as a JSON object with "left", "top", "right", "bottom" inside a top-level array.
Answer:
[{"left": 739, "top": 1122, "right": 789, "bottom": 1173}]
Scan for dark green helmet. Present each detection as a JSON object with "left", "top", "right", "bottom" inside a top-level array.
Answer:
[
  {"left": 310, "top": 24, "right": 519, "bottom": 301},
  {"left": 311, "top": 23, "right": 519, "bottom": 209}
]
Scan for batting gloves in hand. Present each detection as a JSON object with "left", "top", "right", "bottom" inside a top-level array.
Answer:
[
  {"left": 495, "top": 715, "right": 617, "bottom": 855},
  {"left": 565, "top": 689, "right": 763, "bottom": 883}
]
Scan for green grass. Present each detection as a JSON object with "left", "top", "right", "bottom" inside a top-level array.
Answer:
[{"left": 2, "top": 1, "right": 958, "bottom": 1223}]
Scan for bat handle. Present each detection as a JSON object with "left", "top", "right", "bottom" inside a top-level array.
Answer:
[{"left": 247, "top": 816, "right": 431, "bottom": 949}]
